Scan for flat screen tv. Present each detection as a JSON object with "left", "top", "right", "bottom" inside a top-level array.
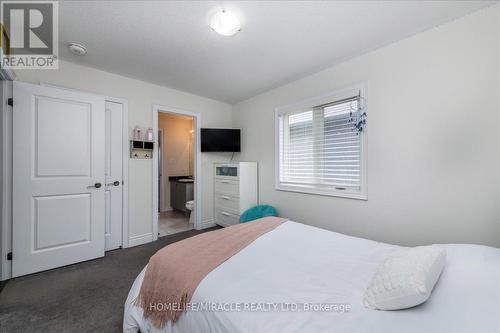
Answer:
[{"left": 201, "top": 128, "right": 241, "bottom": 152}]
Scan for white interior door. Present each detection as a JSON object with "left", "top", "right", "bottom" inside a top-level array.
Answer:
[
  {"left": 12, "top": 82, "right": 105, "bottom": 277},
  {"left": 105, "top": 101, "right": 123, "bottom": 251}
]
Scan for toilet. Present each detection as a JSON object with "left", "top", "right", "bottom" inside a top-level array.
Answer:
[{"left": 185, "top": 200, "right": 194, "bottom": 225}]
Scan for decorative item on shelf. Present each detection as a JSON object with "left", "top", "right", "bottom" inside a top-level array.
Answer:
[
  {"left": 130, "top": 125, "right": 154, "bottom": 159},
  {"left": 132, "top": 126, "right": 141, "bottom": 140},
  {"left": 146, "top": 128, "right": 153, "bottom": 141}
]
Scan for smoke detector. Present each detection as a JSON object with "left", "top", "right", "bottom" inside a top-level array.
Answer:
[{"left": 68, "top": 43, "right": 87, "bottom": 56}]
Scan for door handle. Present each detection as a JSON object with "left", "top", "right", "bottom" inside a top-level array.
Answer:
[
  {"left": 106, "top": 181, "right": 121, "bottom": 187},
  {"left": 88, "top": 182, "right": 102, "bottom": 189}
]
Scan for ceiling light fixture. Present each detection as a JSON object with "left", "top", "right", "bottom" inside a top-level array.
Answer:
[
  {"left": 209, "top": 10, "right": 241, "bottom": 37},
  {"left": 68, "top": 43, "right": 87, "bottom": 56}
]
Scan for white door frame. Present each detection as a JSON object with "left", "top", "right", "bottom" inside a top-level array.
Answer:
[
  {"left": 152, "top": 104, "right": 202, "bottom": 241},
  {"left": 157, "top": 128, "right": 165, "bottom": 212},
  {"left": 0, "top": 56, "right": 15, "bottom": 280},
  {"left": 1, "top": 79, "right": 14, "bottom": 280}
]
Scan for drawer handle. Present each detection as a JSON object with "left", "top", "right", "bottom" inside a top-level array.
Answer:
[
  {"left": 220, "top": 180, "right": 231, "bottom": 184},
  {"left": 220, "top": 195, "right": 230, "bottom": 200},
  {"left": 221, "top": 211, "right": 231, "bottom": 216}
]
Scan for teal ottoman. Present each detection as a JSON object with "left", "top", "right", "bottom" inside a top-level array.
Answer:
[{"left": 240, "top": 205, "right": 278, "bottom": 223}]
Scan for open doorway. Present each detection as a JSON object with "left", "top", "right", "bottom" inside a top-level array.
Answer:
[{"left": 155, "top": 111, "right": 195, "bottom": 237}]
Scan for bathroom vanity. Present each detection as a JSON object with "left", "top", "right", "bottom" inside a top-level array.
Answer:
[{"left": 169, "top": 177, "right": 194, "bottom": 215}]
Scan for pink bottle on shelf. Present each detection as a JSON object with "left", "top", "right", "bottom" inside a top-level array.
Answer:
[
  {"left": 146, "top": 128, "right": 153, "bottom": 141},
  {"left": 133, "top": 126, "right": 141, "bottom": 140}
]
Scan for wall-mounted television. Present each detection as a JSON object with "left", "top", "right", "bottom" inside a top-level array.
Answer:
[{"left": 201, "top": 128, "right": 241, "bottom": 152}]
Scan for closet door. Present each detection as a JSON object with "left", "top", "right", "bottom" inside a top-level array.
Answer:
[
  {"left": 12, "top": 82, "right": 105, "bottom": 277},
  {"left": 104, "top": 101, "right": 123, "bottom": 251}
]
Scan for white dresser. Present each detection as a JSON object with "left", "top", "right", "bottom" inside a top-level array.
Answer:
[{"left": 214, "top": 162, "right": 258, "bottom": 227}]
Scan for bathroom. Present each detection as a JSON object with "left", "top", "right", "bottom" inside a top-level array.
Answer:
[{"left": 157, "top": 112, "right": 195, "bottom": 236}]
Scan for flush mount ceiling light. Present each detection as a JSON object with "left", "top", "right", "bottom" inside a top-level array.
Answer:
[
  {"left": 209, "top": 10, "right": 241, "bottom": 36},
  {"left": 68, "top": 43, "right": 87, "bottom": 56}
]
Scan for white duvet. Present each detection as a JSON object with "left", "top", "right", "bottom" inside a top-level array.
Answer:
[{"left": 124, "top": 221, "right": 500, "bottom": 333}]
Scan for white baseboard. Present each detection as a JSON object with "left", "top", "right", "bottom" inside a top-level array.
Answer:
[
  {"left": 128, "top": 233, "right": 153, "bottom": 247},
  {"left": 197, "top": 218, "right": 216, "bottom": 230},
  {"left": 160, "top": 207, "right": 173, "bottom": 213}
]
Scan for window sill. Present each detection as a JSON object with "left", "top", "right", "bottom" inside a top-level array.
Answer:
[{"left": 276, "top": 184, "right": 367, "bottom": 201}]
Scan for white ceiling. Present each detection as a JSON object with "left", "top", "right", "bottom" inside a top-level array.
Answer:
[{"left": 59, "top": 1, "right": 495, "bottom": 103}]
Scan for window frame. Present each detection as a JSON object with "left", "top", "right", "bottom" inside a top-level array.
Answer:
[{"left": 274, "top": 84, "right": 368, "bottom": 200}]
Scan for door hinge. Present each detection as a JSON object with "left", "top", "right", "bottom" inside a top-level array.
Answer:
[
  {"left": 7, "top": 252, "right": 12, "bottom": 260},
  {"left": 7, "top": 98, "right": 13, "bottom": 106}
]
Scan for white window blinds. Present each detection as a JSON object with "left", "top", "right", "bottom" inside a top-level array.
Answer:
[{"left": 278, "top": 95, "right": 366, "bottom": 198}]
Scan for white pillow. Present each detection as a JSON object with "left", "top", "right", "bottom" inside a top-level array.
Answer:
[{"left": 363, "top": 245, "right": 446, "bottom": 310}]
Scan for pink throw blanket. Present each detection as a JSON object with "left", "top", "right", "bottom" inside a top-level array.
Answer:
[{"left": 135, "top": 216, "right": 287, "bottom": 328}]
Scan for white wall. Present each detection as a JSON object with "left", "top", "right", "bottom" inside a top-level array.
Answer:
[
  {"left": 10, "top": 5, "right": 500, "bottom": 249},
  {"left": 158, "top": 113, "right": 194, "bottom": 211},
  {"left": 233, "top": 5, "right": 500, "bottom": 247},
  {"left": 15, "top": 60, "right": 232, "bottom": 239}
]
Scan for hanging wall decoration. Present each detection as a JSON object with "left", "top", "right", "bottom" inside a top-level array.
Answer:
[{"left": 348, "top": 95, "right": 367, "bottom": 135}]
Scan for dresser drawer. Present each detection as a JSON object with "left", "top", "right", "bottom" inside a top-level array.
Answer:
[
  {"left": 215, "top": 194, "right": 239, "bottom": 214},
  {"left": 214, "top": 179, "right": 239, "bottom": 197},
  {"left": 215, "top": 209, "right": 240, "bottom": 227},
  {"left": 215, "top": 165, "right": 239, "bottom": 179}
]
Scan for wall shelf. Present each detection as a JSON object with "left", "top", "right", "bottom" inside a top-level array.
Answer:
[{"left": 130, "top": 140, "right": 154, "bottom": 159}]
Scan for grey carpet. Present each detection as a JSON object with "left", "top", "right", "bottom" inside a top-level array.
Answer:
[{"left": 0, "top": 227, "right": 218, "bottom": 333}]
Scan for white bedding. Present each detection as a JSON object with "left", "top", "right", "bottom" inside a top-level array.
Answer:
[{"left": 124, "top": 221, "right": 500, "bottom": 333}]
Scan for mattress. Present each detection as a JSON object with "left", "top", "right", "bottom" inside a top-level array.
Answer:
[{"left": 124, "top": 221, "right": 500, "bottom": 333}]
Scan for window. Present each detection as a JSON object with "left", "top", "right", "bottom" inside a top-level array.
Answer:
[{"left": 276, "top": 87, "right": 367, "bottom": 199}]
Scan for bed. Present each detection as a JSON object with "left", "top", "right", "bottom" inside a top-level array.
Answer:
[{"left": 123, "top": 221, "right": 500, "bottom": 333}]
